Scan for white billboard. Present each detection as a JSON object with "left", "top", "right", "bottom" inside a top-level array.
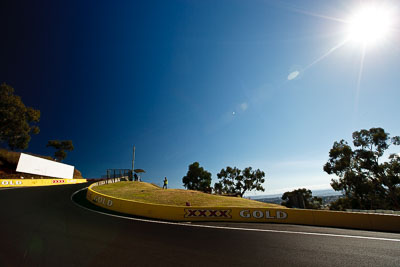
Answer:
[{"left": 16, "top": 153, "right": 75, "bottom": 179}]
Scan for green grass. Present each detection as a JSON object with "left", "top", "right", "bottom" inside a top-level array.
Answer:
[{"left": 93, "top": 181, "right": 285, "bottom": 208}]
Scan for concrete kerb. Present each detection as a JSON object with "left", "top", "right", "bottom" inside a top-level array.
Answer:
[{"left": 86, "top": 181, "right": 400, "bottom": 232}]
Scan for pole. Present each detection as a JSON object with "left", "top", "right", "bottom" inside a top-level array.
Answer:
[{"left": 132, "top": 145, "right": 136, "bottom": 173}]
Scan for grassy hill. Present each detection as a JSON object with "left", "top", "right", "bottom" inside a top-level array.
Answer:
[
  {"left": 0, "top": 149, "right": 83, "bottom": 179},
  {"left": 94, "top": 181, "right": 285, "bottom": 208}
]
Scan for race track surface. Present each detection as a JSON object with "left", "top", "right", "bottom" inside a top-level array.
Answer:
[{"left": 1, "top": 184, "right": 399, "bottom": 267}]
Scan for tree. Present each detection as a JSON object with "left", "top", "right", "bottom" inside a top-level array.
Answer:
[
  {"left": 182, "top": 162, "right": 212, "bottom": 192},
  {"left": 214, "top": 166, "right": 241, "bottom": 195},
  {"left": 0, "top": 83, "right": 40, "bottom": 150},
  {"left": 214, "top": 166, "right": 265, "bottom": 197},
  {"left": 324, "top": 127, "right": 400, "bottom": 210},
  {"left": 213, "top": 181, "right": 223, "bottom": 195},
  {"left": 281, "top": 188, "right": 322, "bottom": 209},
  {"left": 46, "top": 140, "right": 74, "bottom": 162}
]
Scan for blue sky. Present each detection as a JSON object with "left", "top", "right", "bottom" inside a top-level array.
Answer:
[{"left": 1, "top": 0, "right": 399, "bottom": 195}]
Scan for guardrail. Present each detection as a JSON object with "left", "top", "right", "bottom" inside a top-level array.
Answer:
[
  {"left": 0, "top": 178, "right": 87, "bottom": 187},
  {"left": 91, "top": 177, "right": 122, "bottom": 186},
  {"left": 86, "top": 181, "right": 400, "bottom": 232}
]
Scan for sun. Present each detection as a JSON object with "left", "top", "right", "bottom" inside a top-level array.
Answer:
[{"left": 346, "top": 4, "right": 394, "bottom": 46}]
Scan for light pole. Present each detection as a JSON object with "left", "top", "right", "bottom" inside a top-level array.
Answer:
[{"left": 132, "top": 145, "right": 135, "bottom": 174}]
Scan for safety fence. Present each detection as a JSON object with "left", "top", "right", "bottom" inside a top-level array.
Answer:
[
  {"left": 87, "top": 182, "right": 400, "bottom": 232},
  {"left": 105, "top": 169, "right": 132, "bottom": 179},
  {"left": 0, "top": 178, "right": 87, "bottom": 187}
]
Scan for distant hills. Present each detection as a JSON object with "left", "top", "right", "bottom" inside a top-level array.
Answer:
[
  {"left": 247, "top": 189, "right": 343, "bottom": 206},
  {"left": 248, "top": 188, "right": 342, "bottom": 200}
]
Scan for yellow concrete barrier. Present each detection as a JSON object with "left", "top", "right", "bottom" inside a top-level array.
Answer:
[
  {"left": 0, "top": 179, "right": 87, "bottom": 187},
  {"left": 86, "top": 183, "right": 400, "bottom": 232}
]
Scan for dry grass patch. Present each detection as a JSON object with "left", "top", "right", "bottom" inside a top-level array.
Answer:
[{"left": 93, "top": 181, "right": 285, "bottom": 208}]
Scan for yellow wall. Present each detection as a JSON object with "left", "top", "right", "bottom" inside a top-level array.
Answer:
[
  {"left": 0, "top": 179, "right": 87, "bottom": 187},
  {"left": 86, "top": 183, "right": 400, "bottom": 232}
]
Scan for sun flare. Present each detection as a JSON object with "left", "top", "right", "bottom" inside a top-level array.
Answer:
[{"left": 346, "top": 4, "right": 394, "bottom": 46}]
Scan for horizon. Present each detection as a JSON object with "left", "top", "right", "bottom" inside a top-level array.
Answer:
[{"left": 1, "top": 0, "right": 399, "bottom": 196}]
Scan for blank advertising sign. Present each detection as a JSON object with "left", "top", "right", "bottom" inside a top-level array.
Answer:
[{"left": 16, "top": 153, "right": 74, "bottom": 179}]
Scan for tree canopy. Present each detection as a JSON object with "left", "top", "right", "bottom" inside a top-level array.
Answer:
[
  {"left": 0, "top": 83, "right": 40, "bottom": 150},
  {"left": 46, "top": 140, "right": 74, "bottom": 162},
  {"left": 281, "top": 188, "right": 322, "bottom": 209},
  {"left": 182, "top": 162, "right": 212, "bottom": 192},
  {"left": 324, "top": 127, "right": 400, "bottom": 210},
  {"left": 214, "top": 166, "right": 265, "bottom": 197}
]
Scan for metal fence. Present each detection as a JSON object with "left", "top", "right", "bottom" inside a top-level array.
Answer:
[{"left": 106, "top": 169, "right": 133, "bottom": 180}]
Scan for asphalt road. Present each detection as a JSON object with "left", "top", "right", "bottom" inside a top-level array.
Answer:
[{"left": 1, "top": 184, "right": 399, "bottom": 267}]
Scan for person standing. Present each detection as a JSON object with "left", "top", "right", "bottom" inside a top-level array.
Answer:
[{"left": 163, "top": 177, "right": 168, "bottom": 189}]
